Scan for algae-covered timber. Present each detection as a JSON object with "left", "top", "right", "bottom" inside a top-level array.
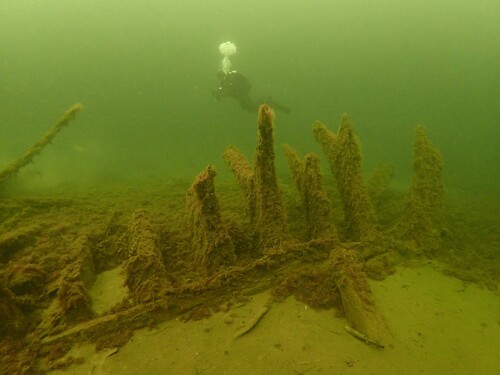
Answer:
[
  {"left": 0, "top": 104, "right": 83, "bottom": 188},
  {"left": 1, "top": 103, "right": 497, "bottom": 375}
]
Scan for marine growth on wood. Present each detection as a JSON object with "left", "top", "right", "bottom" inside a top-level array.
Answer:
[
  {"left": 313, "top": 114, "right": 377, "bottom": 241},
  {"left": 224, "top": 104, "right": 287, "bottom": 255}
]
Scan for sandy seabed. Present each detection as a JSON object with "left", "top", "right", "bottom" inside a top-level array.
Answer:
[
  {"left": 1, "top": 176, "right": 498, "bottom": 375},
  {"left": 49, "top": 262, "right": 499, "bottom": 375}
]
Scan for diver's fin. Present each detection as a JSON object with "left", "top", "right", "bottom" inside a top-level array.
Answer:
[{"left": 263, "top": 97, "right": 291, "bottom": 114}]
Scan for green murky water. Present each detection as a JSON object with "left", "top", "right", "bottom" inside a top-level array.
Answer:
[
  {"left": 1, "top": 3, "right": 499, "bottom": 374},
  {"left": 1, "top": 0, "right": 498, "bottom": 190}
]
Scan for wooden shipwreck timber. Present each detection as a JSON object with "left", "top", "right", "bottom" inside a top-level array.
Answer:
[{"left": 0, "top": 103, "right": 466, "bottom": 373}]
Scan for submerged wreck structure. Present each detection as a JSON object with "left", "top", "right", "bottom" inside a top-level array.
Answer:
[
  {"left": 313, "top": 115, "right": 377, "bottom": 242},
  {"left": 0, "top": 103, "right": 82, "bottom": 189},
  {"left": 223, "top": 105, "right": 287, "bottom": 255},
  {"left": 0, "top": 103, "right": 461, "bottom": 373},
  {"left": 395, "top": 125, "right": 445, "bottom": 255}
]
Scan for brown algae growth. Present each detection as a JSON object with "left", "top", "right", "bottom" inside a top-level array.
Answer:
[{"left": 0, "top": 104, "right": 497, "bottom": 374}]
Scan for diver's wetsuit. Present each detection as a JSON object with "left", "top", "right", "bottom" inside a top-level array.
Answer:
[{"left": 212, "top": 70, "right": 290, "bottom": 113}]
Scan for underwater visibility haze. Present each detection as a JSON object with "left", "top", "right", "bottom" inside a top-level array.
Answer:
[
  {"left": 0, "top": 1, "right": 499, "bottom": 375},
  {"left": 0, "top": 0, "right": 498, "bottom": 189}
]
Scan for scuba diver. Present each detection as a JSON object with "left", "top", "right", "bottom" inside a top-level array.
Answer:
[
  {"left": 212, "top": 41, "right": 290, "bottom": 114},
  {"left": 212, "top": 70, "right": 291, "bottom": 114}
]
